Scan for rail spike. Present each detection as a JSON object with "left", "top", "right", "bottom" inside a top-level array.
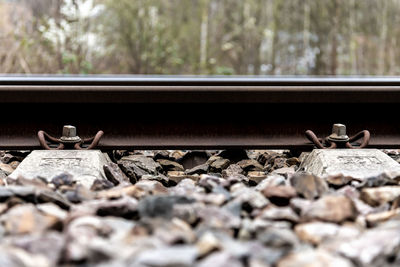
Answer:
[
  {"left": 306, "top": 123, "right": 370, "bottom": 149},
  {"left": 38, "top": 125, "right": 103, "bottom": 150}
]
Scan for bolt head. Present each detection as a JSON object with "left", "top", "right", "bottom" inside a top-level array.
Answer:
[
  {"left": 62, "top": 125, "right": 77, "bottom": 137},
  {"left": 60, "top": 125, "right": 81, "bottom": 143},
  {"left": 328, "top": 123, "right": 349, "bottom": 142},
  {"left": 332, "top": 123, "right": 346, "bottom": 136}
]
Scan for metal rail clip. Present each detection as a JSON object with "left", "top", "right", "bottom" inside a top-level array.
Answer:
[
  {"left": 38, "top": 125, "right": 103, "bottom": 150},
  {"left": 306, "top": 123, "right": 370, "bottom": 149}
]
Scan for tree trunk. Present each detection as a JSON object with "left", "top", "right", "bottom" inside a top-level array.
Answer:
[
  {"left": 270, "top": 0, "right": 282, "bottom": 74},
  {"left": 303, "top": 0, "right": 310, "bottom": 74},
  {"left": 330, "top": 0, "right": 339, "bottom": 75},
  {"left": 200, "top": 0, "right": 209, "bottom": 73},
  {"left": 378, "top": 0, "right": 388, "bottom": 75}
]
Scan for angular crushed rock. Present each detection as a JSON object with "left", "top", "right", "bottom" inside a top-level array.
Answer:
[
  {"left": 0, "top": 149, "right": 398, "bottom": 266},
  {"left": 302, "top": 194, "right": 357, "bottom": 223},
  {"left": 290, "top": 172, "right": 328, "bottom": 200}
]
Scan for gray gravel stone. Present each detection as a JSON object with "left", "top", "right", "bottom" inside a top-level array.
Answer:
[
  {"left": 138, "top": 195, "right": 194, "bottom": 219},
  {"left": 335, "top": 221, "right": 400, "bottom": 266},
  {"left": 278, "top": 248, "right": 354, "bottom": 267},
  {"left": 290, "top": 172, "right": 328, "bottom": 200},
  {"left": 134, "top": 245, "right": 198, "bottom": 267},
  {"left": 0, "top": 149, "right": 398, "bottom": 266},
  {"left": 302, "top": 195, "right": 357, "bottom": 223}
]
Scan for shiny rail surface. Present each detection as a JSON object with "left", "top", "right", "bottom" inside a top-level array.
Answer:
[{"left": 1, "top": 76, "right": 400, "bottom": 151}]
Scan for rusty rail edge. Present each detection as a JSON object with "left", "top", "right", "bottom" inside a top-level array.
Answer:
[
  {"left": 4, "top": 76, "right": 400, "bottom": 86},
  {"left": 1, "top": 76, "right": 400, "bottom": 151}
]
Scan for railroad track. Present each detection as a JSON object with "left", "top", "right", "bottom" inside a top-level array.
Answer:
[
  {"left": 1, "top": 76, "right": 400, "bottom": 151},
  {"left": 1, "top": 77, "right": 400, "bottom": 267}
]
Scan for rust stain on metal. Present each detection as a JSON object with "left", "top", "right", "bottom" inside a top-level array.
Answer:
[
  {"left": 306, "top": 124, "right": 370, "bottom": 149},
  {"left": 38, "top": 125, "right": 103, "bottom": 150},
  {"left": 0, "top": 76, "right": 399, "bottom": 151}
]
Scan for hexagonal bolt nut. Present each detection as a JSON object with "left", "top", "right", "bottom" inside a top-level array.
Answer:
[
  {"left": 332, "top": 123, "right": 346, "bottom": 137},
  {"left": 328, "top": 123, "right": 349, "bottom": 141},
  {"left": 62, "top": 125, "right": 77, "bottom": 138}
]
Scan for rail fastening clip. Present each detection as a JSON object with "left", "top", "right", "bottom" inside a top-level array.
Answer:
[
  {"left": 38, "top": 125, "right": 104, "bottom": 150},
  {"left": 305, "top": 123, "right": 370, "bottom": 149}
]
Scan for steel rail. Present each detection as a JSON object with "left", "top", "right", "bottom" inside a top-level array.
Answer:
[
  {"left": 1, "top": 76, "right": 400, "bottom": 151},
  {"left": 3, "top": 75, "right": 400, "bottom": 86},
  {"left": 1, "top": 85, "right": 400, "bottom": 103}
]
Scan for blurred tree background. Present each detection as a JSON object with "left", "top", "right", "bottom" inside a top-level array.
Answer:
[{"left": 1, "top": 0, "right": 400, "bottom": 75}]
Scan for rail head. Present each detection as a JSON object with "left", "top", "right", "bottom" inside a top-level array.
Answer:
[
  {"left": 3, "top": 75, "right": 400, "bottom": 86},
  {"left": 1, "top": 76, "right": 400, "bottom": 103}
]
